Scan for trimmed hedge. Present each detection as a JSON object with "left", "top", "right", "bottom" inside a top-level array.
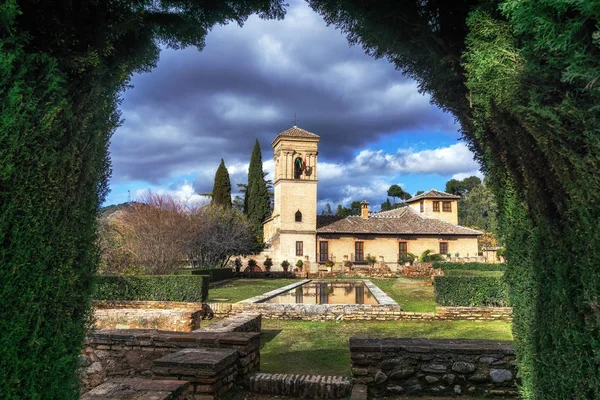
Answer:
[
  {"left": 432, "top": 261, "right": 506, "bottom": 272},
  {"left": 191, "top": 268, "right": 234, "bottom": 282},
  {"left": 94, "top": 275, "right": 208, "bottom": 302},
  {"left": 434, "top": 275, "right": 509, "bottom": 307}
]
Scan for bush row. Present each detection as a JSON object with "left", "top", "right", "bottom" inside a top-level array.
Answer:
[
  {"left": 432, "top": 261, "right": 506, "bottom": 272},
  {"left": 94, "top": 275, "right": 208, "bottom": 302},
  {"left": 191, "top": 268, "right": 233, "bottom": 282},
  {"left": 434, "top": 275, "right": 509, "bottom": 307}
]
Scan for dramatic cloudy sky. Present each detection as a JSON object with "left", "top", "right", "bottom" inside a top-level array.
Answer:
[{"left": 106, "top": 0, "right": 482, "bottom": 211}]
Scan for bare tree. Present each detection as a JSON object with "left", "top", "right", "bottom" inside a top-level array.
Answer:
[
  {"left": 118, "top": 192, "right": 196, "bottom": 275},
  {"left": 190, "top": 206, "right": 256, "bottom": 269}
]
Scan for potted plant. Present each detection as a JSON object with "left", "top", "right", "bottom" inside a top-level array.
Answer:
[
  {"left": 247, "top": 258, "right": 257, "bottom": 271},
  {"left": 281, "top": 259, "right": 290, "bottom": 272},
  {"left": 234, "top": 257, "right": 242, "bottom": 273},
  {"left": 454, "top": 252, "right": 460, "bottom": 260},
  {"left": 264, "top": 257, "right": 273, "bottom": 272},
  {"left": 343, "top": 260, "right": 353, "bottom": 272},
  {"left": 325, "top": 259, "right": 335, "bottom": 272},
  {"left": 296, "top": 259, "right": 304, "bottom": 272}
]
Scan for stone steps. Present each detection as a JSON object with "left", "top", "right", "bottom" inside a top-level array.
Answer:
[{"left": 246, "top": 372, "right": 352, "bottom": 399}]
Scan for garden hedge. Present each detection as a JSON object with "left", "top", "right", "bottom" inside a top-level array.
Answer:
[
  {"left": 434, "top": 275, "right": 509, "bottom": 307},
  {"left": 94, "top": 275, "right": 208, "bottom": 302},
  {"left": 432, "top": 262, "right": 506, "bottom": 272},
  {"left": 191, "top": 267, "right": 234, "bottom": 282}
]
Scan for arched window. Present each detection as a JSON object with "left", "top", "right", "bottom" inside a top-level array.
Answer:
[
  {"left": 294, "top": 157, "right": 303, "bottom": 179},
  {"left": 295, "top": 210, "right": 302, "bottom": 222}
]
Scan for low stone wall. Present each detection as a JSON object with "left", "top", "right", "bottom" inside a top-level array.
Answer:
[
  {"left": 350, "top": 338, "right": 518, "bottom": 397},
  {"left": 234, "top": 271, "right": 299, "bottom": 279},
  {"left": 80, "top": 329, "right": 260, "bottom": 392},
  {"left": 82, "top": 378, "right": 191, "bottom": 400},
  {"left": 400, "top": 263, "right": 444, "bottom": 278},
  {"left": 436, "top": 307, "right": 512, "bottom": 322},
  {"left": 93, "top": 308, "right": 203, "bottom": 332},
  {"left": 246, "top": 373, "right": 352, "bottom": 399},
  {"left": 94, "top": 300, "right": 204, "bottom": 310},
  {"left": 195, "top": 313, "right": 261, "bottom": 333},
  {"left": 153, "top": 348, "right": 239, "bottom": 398}
]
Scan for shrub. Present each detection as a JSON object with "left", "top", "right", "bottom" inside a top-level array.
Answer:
[
  {"left": 296, "top": 259, "right": 303, "bottom": 270},
  {"left": 94, "top": 275, "right": 209, "bottom": 302},
  {"left": 365, "top": 255, "right": 377, "bottom": 267},
  {"left": 343, "top": 260, "right": 353, "bottom": 269},
  {"left": 280, "top": 260, "right": 290, "bottom": 272},
  {"left": 398, "top": 252, "right": 416, "bottom": 265},
  {"left": 190, "top": 268, "right": 233, "bottom": 283},
  {"left": 419, "top": 249, "right": 446, "bottom": 262},
  {"left": 325, "top": 259, "right": 335, "bottom": 268},
  {"left": 247, "top": 259, "right": 257, "bottom": 268},
  {"left": 434, "top": 275, "right": 509, "bottom": 307},
  {"left": 432, "top": 261, "right": 506, "bottom": 272}
]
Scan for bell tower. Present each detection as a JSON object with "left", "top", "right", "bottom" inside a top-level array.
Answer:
[{"left": 263, "top": 126, "right": 319, "bottom": 265}]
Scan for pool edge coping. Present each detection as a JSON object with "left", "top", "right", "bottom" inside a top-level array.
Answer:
[{"left": 238, "top": 279, "right": 400, "bottom": 307}]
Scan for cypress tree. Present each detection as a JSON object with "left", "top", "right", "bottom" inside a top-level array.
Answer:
[
  {"left": 246, "top": 140, "right": 271, "bottom": 238},
  {"left": 211, "top": 159, "right": 232, "bottom": 208}
]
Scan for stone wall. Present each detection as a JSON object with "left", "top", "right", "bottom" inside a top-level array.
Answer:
[
  {"left": 436, "top": 307, "right": 512, "bottom": 322},
  {"left": 80, "top": 329, "right": 260, "bottom": 392},
  {"left": 195, "top": 313, "right": 261, "bottom": 333},
  {"left": 94, "top": 300, "right": 204, "bottom": 310},
  {"left": 93, "top": 309, "right": 203, "bottom": 332},
  {"left": 350, "top": 338, "right": 518, "bottom": 397},
  {"left": 246, "top": 373, "right": 352, "bottom": 399},
  {"left": 400, "top": 263, "right": 444, "bottom": 278}
]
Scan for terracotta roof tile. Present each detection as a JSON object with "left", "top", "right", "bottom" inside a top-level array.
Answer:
[
  {"left": 406, "top": 189, "right": 461, "bottom": 203},
  {"left": 276, "top": 126, "right": 320, "bottom": 139},
  {"left": 316, "top": 207, "right": 481, "bottom": 236}
]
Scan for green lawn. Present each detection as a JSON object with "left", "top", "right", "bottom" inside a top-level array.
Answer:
[
  {"left": 206, "top": 279, "right": 299, "bottom": 303},
  {"left": 260, "top": 319, "right": 513, "bottom": 376},
  {"left": 371, "top": 277, "right": 437, "bottom": 312}
]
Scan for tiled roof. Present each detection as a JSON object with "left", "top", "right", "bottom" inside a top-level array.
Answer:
[
  {"left": 406, "top": 189, "right": 461, "bottom": 203},
  {"left": 276, "top": 126, "right": 320, "bottom": 139},
  {"left": 316, "top": 206, "right": 481, "bottom": 236}
]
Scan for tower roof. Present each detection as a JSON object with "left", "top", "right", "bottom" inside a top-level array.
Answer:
[{"left": 272, "top": 126, "right": 320, "bottom": 144}]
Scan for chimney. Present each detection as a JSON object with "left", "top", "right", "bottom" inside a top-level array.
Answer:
[{"left": 361, "top": 200, "right": 369, "bottom": 219}]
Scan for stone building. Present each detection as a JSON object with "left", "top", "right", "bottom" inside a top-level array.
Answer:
[{"left": 262, "top": 126, "right": 481, "bottom": 271}]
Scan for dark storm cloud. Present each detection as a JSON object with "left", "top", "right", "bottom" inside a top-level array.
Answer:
[{"left": 109, "top": 0, "right": 457, "bottom": 188}]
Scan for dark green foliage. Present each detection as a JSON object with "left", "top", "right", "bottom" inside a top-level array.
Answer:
[
  {"left": 94, "top": 275, "right": 208, "bottom": 302},
  {"left": 211, "top": 159, "right": 232, "bottom": 208},
  {"left": 387, "top": 184, "right": 411, "bottom": 203},
  {"left": 335, "top": 201, "right": 362, "bottom": 216},
  {"left": 191, "top": 268, "right": 234, "bottom": 283},
  {"left": 433, "top": 262, "right": 506, "bottom": 272},
  {"left": 446, "top": 176, "right": 481, "bottom": 196},
  {"left": 458, "top": 183, "right": 498, "bottom": 233},
  {"left": 380, "top": 198, "right": 392, "bottom": 211},
  {"left": 418, "top": 250, "right": 446, "bottom": 262},
  {"left": 1, "top": 0, "right": 286, "bottom": 397},
  {"left": 246, "top": 140, "right": 271, "bottom": 240},
  {"left": 434, "top": 275, "right": 509, "bottom": 307},
  {"left": 415, "top": 190, "right": 424, "bottom": 196}
]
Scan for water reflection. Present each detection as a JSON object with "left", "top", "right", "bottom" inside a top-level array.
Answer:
[{"left": 263, "top": 281, "right": 378, "bottom": 305}]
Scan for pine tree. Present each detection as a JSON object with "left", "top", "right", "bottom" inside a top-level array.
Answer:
[
  {"left": 211, "top": 159, "right": 232, "bottom": 208},
  {"left": 246, "top": 140, "right": 271, "bottom": 239}
]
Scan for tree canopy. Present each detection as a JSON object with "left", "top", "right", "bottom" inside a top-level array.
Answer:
[
  {"left": 245, "top": 140, "right": 271, "bottom": 240},
  {"left": 211, "top": 159, "right": 232, "bottom": 208}
]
